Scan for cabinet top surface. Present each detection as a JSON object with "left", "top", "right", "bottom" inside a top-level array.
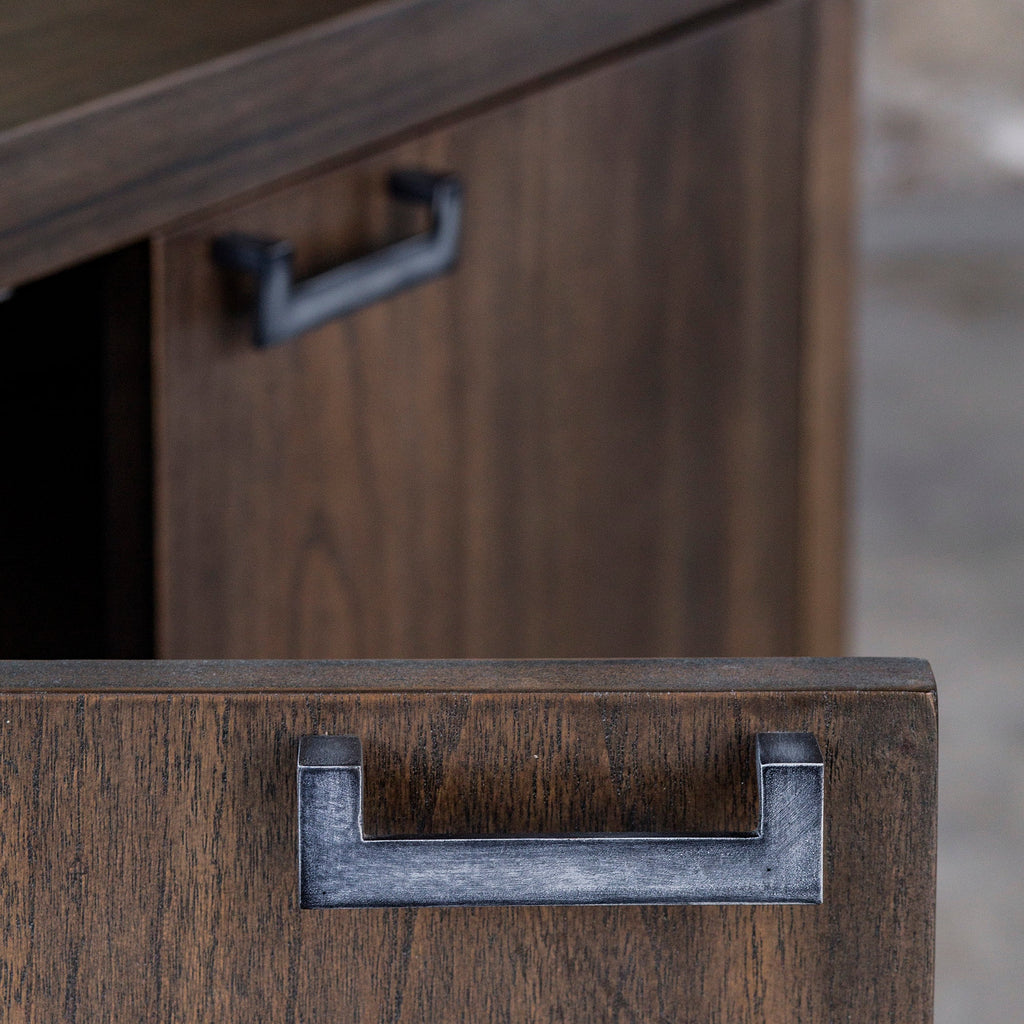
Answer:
[
  {"left": 0, "top": 658, "right": 936, "bottom": 693},
  {"left": 0, "top": 0, "right": 373, "bottom": 133},
  {"left": 0, "top": 0, "right": 731, "bottom": 288}
]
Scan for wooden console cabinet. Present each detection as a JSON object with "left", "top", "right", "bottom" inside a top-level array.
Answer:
[
  {"left": 0, "top": 0, "right": 852, "bottom": 659},
  {"left": 2, "top": 15, "right": 925, "bottom": 1021}
]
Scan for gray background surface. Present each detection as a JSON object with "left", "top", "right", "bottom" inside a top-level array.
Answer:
[{"left": 857, "top": 0, "right": 1024, "bottom": 1015}]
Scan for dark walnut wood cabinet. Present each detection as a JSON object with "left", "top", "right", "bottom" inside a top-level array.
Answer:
[
  {"left": 0, "top": 0, "right": 852, "bottom": 659},
  {"left": 1, "top": 13, "right": 935, "bottom": 1023},
  {"left": 0, "top": 658, "right": 937, "bottom": 1022}
]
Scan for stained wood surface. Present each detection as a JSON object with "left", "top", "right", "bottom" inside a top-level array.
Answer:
[
  {"left": 0, "top": 658, "right": 937, "bottom": 1023},
  {"left": 0, "top": 0, "right": 737, "bottom": 288},
  {"left": 0, "top": 656, "right": 935, "bottom": 693},
  {"left": 795, "top": 0, "right": 855, "bottom": 654},
  {"left": 154, "top": 0, "right": 813, "bottom": 660},
  {"left": 0, "top": 0, "right": 365, "bottom": 129}
]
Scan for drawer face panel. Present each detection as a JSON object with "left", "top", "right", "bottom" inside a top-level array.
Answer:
[
  {"left": 153, "top": 0, "right": 811, "bottom": 659},
  {"left": 0, "top": 663, "right": 936, "bottom": 1022}
]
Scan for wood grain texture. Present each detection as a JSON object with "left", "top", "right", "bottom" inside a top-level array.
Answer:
[
  {"left": 794, "top": 0, "right": 855, "bottom": 654},
  {"left": 0, "top": 656, "right": 936, "bottom": 693},
  {"left": 0, "top": 658, "right": 937, "bottom": 1023},
  {"left": 0, "top": 0, "right": 738, "bottom": 288},
  {"left": 0, "top": 0, "right": 367, "bottom": 130},
  {"left": 153, "top": 1, "right": 811, "bottom": 660}
]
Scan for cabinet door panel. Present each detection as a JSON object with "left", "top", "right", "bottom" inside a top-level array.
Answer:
[{"left": 155, "top": 1, "right": 810, "bottom": 658}]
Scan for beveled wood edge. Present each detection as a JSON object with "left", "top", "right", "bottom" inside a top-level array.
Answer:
[
  {"left": 0, "top": 657, "right": 935, "bottom": 693},
  {"left": 0, "top": 0, "right": 744, "bottom": 289}
]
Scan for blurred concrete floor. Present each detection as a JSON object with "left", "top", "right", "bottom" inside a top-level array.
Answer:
[
  {"left": 856, "top": 1, "right": 1024, "bottom": 1014},
  {"left": 854, "top": 194, "right": 1024, "bottom": 1021}
]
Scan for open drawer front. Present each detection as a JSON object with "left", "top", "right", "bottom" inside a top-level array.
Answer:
[{"left": 0, "top": 658, "right": 936, "bottom": 1021}]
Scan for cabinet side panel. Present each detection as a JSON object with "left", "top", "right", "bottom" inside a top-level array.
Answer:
[
  {"left": 153, "top": 1, "right": 812, "bottom": 659},
  {"left": 796, "top": 0, "right": 855, "bottom": 654},
  {"left": 0, "top": 687, "right": 935, "bottom": 1022}
]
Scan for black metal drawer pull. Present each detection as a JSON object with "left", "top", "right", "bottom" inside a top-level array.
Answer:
[
  {"left": 212, "top": 170, "right": 463, "bottom": 348},
  {"left": 297, "top": 732, "right": 824, "bottom": 908}
]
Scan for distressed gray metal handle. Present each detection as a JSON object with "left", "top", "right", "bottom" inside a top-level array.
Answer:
[
  {"left": 297, "top": 732, "right": 823, "bottom": 908},
  {"left": 212, "top": 170, "right": 462, "bottom": 347}
]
